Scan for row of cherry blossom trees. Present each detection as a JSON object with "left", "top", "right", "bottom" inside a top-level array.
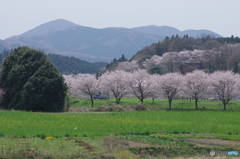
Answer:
[
  {"left": 64, "top": 70, "right": 240, "bottom": 110},
  {"left": 142, "top": 44, "right": 240, "bottom": 74}
]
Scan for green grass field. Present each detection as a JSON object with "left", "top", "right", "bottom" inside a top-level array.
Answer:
[
  {"left": 1, "top": 98, "right": 240, "bottom": 158},
  {"left": 0, "top": 110, "right": 240, "bottom": 138},
  {"left": 71, "top": 97, "right": 240, "bottom": 111}
]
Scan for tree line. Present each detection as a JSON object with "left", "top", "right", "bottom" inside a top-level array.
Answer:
[{"left": 64, "top": 70, "right": 240, "bottom": 111}]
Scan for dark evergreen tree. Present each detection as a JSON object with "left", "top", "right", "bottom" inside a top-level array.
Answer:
[
  {"left": 148, "top": 66, "right": 163, "bottom": 75},
  {"left": 233, "top": 62, "right": 239, "bottom": 73},
  {"left": 165, "top": 36, "right": 170, "bottom": 40},
  {"left": 0, "top": 46, "right": 67, "bottom": 112},
  {"left": 119, "top": 54, "right": 127, "bottom": 62}
]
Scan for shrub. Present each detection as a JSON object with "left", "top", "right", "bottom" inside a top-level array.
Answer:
[{"left": 134, "top": 103, "right": 146, "bottom": 111}]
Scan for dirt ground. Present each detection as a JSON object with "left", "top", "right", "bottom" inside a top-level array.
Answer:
[
  {"left": 120, "top": 139, "right": 160, "bottom": 147},
  {"left": 122, "top": 138, "right": 240, "bottom": 159},
  {"left": 187, "top": 138, "right": 240, "bottom": 148},
  {"left": 121, "top": 137, "right": 240, "bottom": 149},
  {"left": 174, "top": 157, "right": 239, "bottom": 159}
]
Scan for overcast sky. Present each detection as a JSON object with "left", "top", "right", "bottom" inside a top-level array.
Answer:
[{"left": 1, "top": 0, "right": 239, "bottom": 39}]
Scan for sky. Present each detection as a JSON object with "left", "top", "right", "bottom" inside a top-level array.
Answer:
[{"left": 1, "top": 0, "right": 239, "bottom": 40}]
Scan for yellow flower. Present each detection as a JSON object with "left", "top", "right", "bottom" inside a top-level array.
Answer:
[{"left": 45, "top": 137, "right": 54, "bottom": 139}]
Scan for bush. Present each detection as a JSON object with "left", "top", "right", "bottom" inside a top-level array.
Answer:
[{"left": 134, "top": 103, "right": 146, "bottom": 111}]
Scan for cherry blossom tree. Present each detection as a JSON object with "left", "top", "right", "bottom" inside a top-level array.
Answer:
[
  {"left": 182, "top": 70, "right": 210, "bottom": 109},
  {"left": 116, "top": 60, "right": 139, "bottom": 72},
  {"left": 209, "top": 71, "right": 240, "bottom": 110},
  {"left": 143, "top": 55, "right": 164, "bottom": 70},
  {"left": 129, "top": 70, "right": 152, "bottom": 103},
  {"left": 143, "top": 50, "right": 208, "bottom": 74},
  {"left": 64, "top": 74, "right": 100, "bottom": 107},
  {"left": 99, "top": 70, "right": 130, "bottom": 104},
  {"left": 149, "top": 74, "right": 162, "bottom": 103},
  {"left": 156, "top": 73, "right": 183, "bottom": 110}
]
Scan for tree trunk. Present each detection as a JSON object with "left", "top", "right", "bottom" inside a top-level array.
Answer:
[
  {"left": 152, "top": 98, "right": 155, "bottom": 103},
  {"left": 116, "top": 98, "right": 120, "bottom": 104},
  {"left": 223, "top": 100, "right": 227, "bottom": 111},
  {"left": 90, "top": 95, "right": 94, "bottom": 107},
  {"left": 66, "top": 95, "right": 70, "bottom": 112},
  {"left": 195, "top": 98, "right": 198, "bottom": 110},
  {"left": 168, "top": 99, "right": 172, "bottom": 110}
]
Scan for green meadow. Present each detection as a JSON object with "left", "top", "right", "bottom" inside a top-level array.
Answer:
[
  {"left": 1, "top": 98, "right": 240, "bottom": 158},
  {"left": 1, "top": 110, "right": 240, "bottom": 138}
]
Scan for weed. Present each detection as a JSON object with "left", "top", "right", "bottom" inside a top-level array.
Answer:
[
  {"left": 65, "top": 133, "right": 70, "bottom": 137},
  {"left": 0, "top": 132, "right": 5, "bottom": 137},
  {"left": 173, "top": 130, "right": 180, "bottom": 134},
  {"left": 36, "top": 133, "right": 46, "bottom": 139}
]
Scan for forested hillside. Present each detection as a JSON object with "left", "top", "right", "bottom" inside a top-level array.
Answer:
[
  {"left": 47, "top": 54, "right": 107, "bottom": 74},
  {"left": 0, "top": 50, "right": 107, "bottom": 74},
  {"left": 131, "top": 35, "right": 240, "bottom": 63},
  {"left": 104, "top": 36, "right": 240, "bottom": 74},
  {"left": 0, "top": 49, "right": 11, "bottom": 63}
]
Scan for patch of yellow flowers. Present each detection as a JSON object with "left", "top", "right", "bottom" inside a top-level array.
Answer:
[{"left": 45, "top": 137, "right": 54, "bottom": 139}]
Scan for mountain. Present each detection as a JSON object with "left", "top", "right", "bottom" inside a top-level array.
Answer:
[
  {"left": 133, "top": 25, "right": 221, "bottom": 38},
  {"left": 2, "top": 19, "right": 222, "bottom": 62},
  {"left": 19, "top": 19, "right": 78, "bottom": 38},
  {"left": 0, "top": 40, "right": 5, "bottom": 52},
  {"left": 4, "top": 24, "right": 163, "bottom": 62},
  {"left": 181, "top": 29, "right": 221, "bottom": 38},
  {"left": 133, "top": 25, "right": 181, "bottom": 37}
]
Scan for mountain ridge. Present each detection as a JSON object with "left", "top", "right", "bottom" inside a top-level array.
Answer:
[
  {"left": 133, "top": 25, "right": 221, "bottom": 38},
  {"left": 1, "top": 19, "right": 222, "bottom": 62}
]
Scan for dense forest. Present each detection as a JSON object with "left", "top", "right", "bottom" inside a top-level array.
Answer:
[{"left": 0, "top": 50, "right": 107, "bottom": 74}]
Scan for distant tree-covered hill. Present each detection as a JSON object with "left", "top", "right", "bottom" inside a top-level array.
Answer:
[
  {"left": 102, "top": 36, "right": 240, "bottom": 74},
  {"left": 0, "top": 49, "right": 107, "bottom": 74},
  {"left": 131, "top": 35, "right": 240, "bottom": 64},
  {"left": 47, "top": 54, "right": 107, "bottom": 74},
  {"left": 0, "top": 49, "right": 11, "bottom": 64}
]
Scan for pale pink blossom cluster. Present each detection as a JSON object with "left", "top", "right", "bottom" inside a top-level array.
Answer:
[
  {"left": 115, "top": 60, "right": 139, "bottom": 72},
  {"left": 142, "top": 50, "right": 222, "bottom": 73},
  {"left": 63, "top": 74, "right": 100, "bottom": 107},
  {"left": 64, "top": 70, "right": 240, "bottom": 110}
]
